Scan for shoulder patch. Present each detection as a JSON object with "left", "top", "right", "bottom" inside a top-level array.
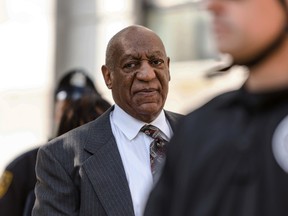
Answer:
[
  {"left": 272, "top": 115, "right": 288, "bottom": 173},
  {"left": 0, "top": 170, "right": 13, "bottom": 199}
]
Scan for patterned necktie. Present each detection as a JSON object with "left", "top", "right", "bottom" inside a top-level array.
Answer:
[{"left": 140, "top": 124, "right": 168, "bottom": 179}]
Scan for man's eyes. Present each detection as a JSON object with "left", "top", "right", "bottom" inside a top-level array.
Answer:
[
  {"left": 149, "top": 59, "right": 164, "bottom": 66},
  {"left": 123, "top": 59, "right": 164, "bottom": 69},
  {"left": 123, "top": 61, "right": 140, "bottom": 69}
]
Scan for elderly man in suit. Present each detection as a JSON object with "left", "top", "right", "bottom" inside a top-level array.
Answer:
[{"left": 32, "top": 25, "right": 182, "bottom": 216}]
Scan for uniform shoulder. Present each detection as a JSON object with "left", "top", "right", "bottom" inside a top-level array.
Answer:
[
  {"left": 185, "top": 89, "right": 240, "bottom": 119},
  {"left": 0, "top": 147, "right": 39, "bottom": 197},
  {"left": 206, "top": 89, "right": 238, "bottom": 107}
]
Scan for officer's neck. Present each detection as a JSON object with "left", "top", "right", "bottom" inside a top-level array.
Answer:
[{"left": 245, "top": 39, "right": 288, "bottom": 93}]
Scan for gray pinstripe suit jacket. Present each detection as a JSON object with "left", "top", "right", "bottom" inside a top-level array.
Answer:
[{"left": 32, "top": 106, "right": 182, "bottom": 216}]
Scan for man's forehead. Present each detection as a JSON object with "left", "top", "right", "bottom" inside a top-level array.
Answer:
[
  {"left": 120, "top": 50, "right": 166, "bottom": 59},
  {"left": 121, "top": 36, "right": 166, "bottom": 52},
  {"left": 109, "top": 26, "right": 167, "bottom": 61}
]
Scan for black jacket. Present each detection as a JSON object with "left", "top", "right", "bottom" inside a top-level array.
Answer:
[{"left": 145, "top": 86, "right": 288, "bottom": 216}]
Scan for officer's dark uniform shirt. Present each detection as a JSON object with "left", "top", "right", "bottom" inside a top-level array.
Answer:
[
  {"left": 0, "top": 148, "right": 38, "bottom": 216},
  {"left": 145, "top": 85, "right": 288, "bottom": 216}
]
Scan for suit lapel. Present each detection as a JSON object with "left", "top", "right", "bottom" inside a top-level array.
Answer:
[{"left": 82, "top": 108, "right": 135, "bottom": 216}]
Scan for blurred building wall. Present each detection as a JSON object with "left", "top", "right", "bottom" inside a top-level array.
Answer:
[{"left": 0, "top": 0, "right": 55, "bottom": 173}]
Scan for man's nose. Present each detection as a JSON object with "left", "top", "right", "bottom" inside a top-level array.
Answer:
[
  {"left": 203, "top": 0, "right": 225, "bottom": 13},
  {"left": 136, "top": 61, "right": 156, "bottom": 81}
]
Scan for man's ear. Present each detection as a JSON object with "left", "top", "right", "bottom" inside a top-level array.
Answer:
[
  {"left": 167, "top": 57, "right": 171, "bottom": 81},
  {"left": 101, "top": 65, "right": 112, "bottom": 89}
]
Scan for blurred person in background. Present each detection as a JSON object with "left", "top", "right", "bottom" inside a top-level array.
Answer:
[
  {"left": 52, "top": 68, "right": 103, "bottom": 137},
  {"left": 56, "top": 93, "right": 111, "bottom": 136},
  {"left": 0, "top": 69, "right": 111, "bottom": 216},
  {"left": 144, "top": 0, "right": 288, "bottom": 216},
  {"left": 32, "top": 25, "right": 182, "bottom": 216}
]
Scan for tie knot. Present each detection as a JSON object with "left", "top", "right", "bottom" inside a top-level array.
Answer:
[{"left": 140, "top": 124, "right": 162, "bottom": 139}]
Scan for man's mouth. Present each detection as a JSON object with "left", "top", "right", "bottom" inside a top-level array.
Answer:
[{"left": 134, "top": 88, "right": 158, "bottom": 96}]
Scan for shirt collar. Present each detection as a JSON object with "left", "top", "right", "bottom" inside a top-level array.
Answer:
[{"left": 111, "top": 104, "right": 171, "bottom": 141}]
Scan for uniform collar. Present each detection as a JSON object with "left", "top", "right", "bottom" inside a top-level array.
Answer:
[{"left": 231, "top": 85, "right": 288, "bottom": 112}]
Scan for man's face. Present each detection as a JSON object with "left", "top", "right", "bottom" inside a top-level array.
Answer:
[
  {"left": 206, "top": 0, "right": 286, "bottom": 64},
  {"left": 102, "top": 28, "right": 170, "bottom": 123}
]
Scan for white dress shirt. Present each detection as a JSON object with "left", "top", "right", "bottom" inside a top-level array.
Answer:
[{"left": 110, "top": 104, "right": 173, "bottom": 216}]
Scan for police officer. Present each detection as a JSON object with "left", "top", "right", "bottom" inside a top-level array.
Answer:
[
  {"left": 144, "top": 0, "right": 288, "bottom": 215},
  {"left": 0, "top": 69, "right": 109, "bottom": 216}
]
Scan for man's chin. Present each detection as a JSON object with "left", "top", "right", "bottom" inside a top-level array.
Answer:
[
  {"left": 135, "top": 103, "right": 162, "bottom": 121},
  {"left": 138, "top": 102, "right": 161, "bottom": 111}
]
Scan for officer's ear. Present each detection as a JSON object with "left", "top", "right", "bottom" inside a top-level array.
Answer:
[{"left": 167, "top": 57, "right": 171, "bottom": 81}]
